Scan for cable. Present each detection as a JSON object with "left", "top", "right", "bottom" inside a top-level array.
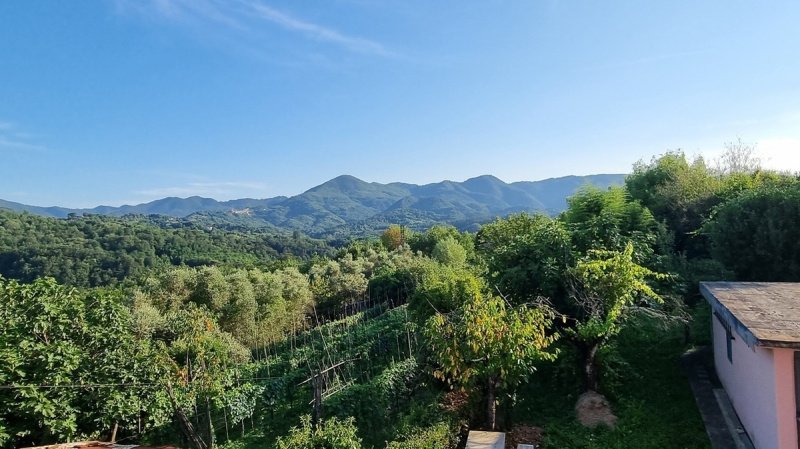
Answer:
[{"left": 0, "top": 377, "right": 282, "bottom": 390}]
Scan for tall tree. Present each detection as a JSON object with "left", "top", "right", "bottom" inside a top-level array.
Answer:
[
  {"left": 568, "top": 244, "right": 666, "bottom": 391},
  {"left": 425, "top": 295, "right": 558, "bottom": 430},
  {"left": 561, "top": 186, "right": 662, "bottom": 264},
  {"left": 625, "top": 151, "right": 721, "bottom": 257},
  {"left": 705, "top": 183, "right": 800, "bottom": 281},
  {"left": 0, "top": 277, "right": 173, "bottom": 447},
  {"left": 476, "top": 214, "right": 571, "bottom": 306}
]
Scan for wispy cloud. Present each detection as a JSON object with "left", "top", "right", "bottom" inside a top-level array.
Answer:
[
  {"left": 117, "top": 0, "right": 394, "bottom": 58},
  {"left": 135, "top": 180, "right": 270, "bottom": 199},
  {"left": 0, "top": 121, "right": 48, "bottom": 153},
  {"left": 244, "top": 2, "right": 392, "bottom": 57}
]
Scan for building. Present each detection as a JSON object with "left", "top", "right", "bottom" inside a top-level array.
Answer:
[{"left": 701, "top": 282, "right": 799, "bottom": 449}]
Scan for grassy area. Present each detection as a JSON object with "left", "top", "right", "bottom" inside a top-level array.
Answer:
[{"left": 511, "top": 316, "right": 710, "bottom": 449}]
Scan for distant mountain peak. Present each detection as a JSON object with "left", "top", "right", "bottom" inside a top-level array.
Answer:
[
  {"left": 331, "top": 174, "right": 364, "bottom": 182},
  {"left": 308, "top": 174, "right": 369, "bottom": 193},
  {"left": 0, "top": 173, "right": 627, "bottom": 236},
  {"left": 464, "top": 174, "right": 504, "bottom": 183}
]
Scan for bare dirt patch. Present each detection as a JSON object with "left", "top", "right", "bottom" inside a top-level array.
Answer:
[{"left": 505, "top": 424, "right": 544, "bottom": 448}]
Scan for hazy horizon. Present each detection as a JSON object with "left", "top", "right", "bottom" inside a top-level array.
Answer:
[{"left": 4, "top": 171, "right": 630, "bottom": 209}]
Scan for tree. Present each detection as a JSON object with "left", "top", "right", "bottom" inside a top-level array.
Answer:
[
  {"left": 309, "top": 256, "right": 368, "bottom": 314},
  {"left": 561, "top": 186, "right": 662, "bottom": 264},
  {"left": 408, "top": 225, "right": 474, "bottom": 260},
  {"left": 0, "top": 277, "right": 173, "bottom": 447},
  {"left": 625, "top": 151, "right": 722, "bottom": 257},
  {"left": 407, "top": 259, "right": 483, "bottom": 324},
  {"left": 715, "top": 137, "right": 761, "bottom": 175},
  {"left": 425, "top": 295, "right": 558, "bottom": 430},
  {"left": 705, "top": 183, "right": 800, "bottom": 281},
  {"left": 149, "top": 304, "right": 255, "bottom": 447},
  {"left": 476, "top": 214, "right": 572, "bottom": 305},
  {"left": 431, "top": 237, "right": 467, "bottom": 267},
  {"left": 568, "top": 243, "right": 666, "bottom": 391},
  {"left": 381, "top": 225, "right": 406, "bottom": 251}
]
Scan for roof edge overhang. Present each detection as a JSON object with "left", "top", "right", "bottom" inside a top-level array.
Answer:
[
  {"left": 701, "top": 282, "right": 760, "bottom": 349},
  {"left": 700, "top": 282, "right": 800, "bottom": 350}
]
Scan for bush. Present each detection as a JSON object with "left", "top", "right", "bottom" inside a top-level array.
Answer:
[
  {"left": 385, "top": 422, "right": 455, "bottom": 449},
  {"left": 276, "top": 415, "right": 362, "bottom": 449}
]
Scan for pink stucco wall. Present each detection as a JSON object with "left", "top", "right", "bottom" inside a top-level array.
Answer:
[
  {"left": 774, "top": 348, "right": 798, "bottom": 449},
  {"left": 713, "top": 317, "right": 798, "bottom": 449}
]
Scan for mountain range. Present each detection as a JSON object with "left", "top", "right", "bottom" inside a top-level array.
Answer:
[{"left": 1, "top": 174, "right": 626, "bottom": 237}]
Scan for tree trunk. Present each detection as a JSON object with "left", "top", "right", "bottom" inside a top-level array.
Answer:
[
  {"left": 486, "top": 377, "right": 498, "bottom": 430},
  {"left": 579, "top": 341, "right": 601, "bottom": 392},
  {"left": 205, "top": 397, "right": 215, "bottom": 448}
]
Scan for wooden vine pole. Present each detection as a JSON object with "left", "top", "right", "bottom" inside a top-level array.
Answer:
[
  {"left": 166, "top": 382, "right": 208, "bottom": 449},
  {"left": 298, "top": 359, "right": 356, "bottom": 430}
]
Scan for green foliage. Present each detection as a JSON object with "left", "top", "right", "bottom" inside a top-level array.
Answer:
[
  {"left": 408, "top": 225, "right": 475, "bottom": 261},
  {"left": 381, "top": 225, "right": 407, "bottom": 251},
  {"left": 425, "top": 293, "right": 558, "bottom": 428},
  {"left": 0, "top": 277, "right": 173, "bottom": 447},
  {"left": 624, "top": 150, "right": 798, "bottom": 261},
  {"left": 137, "top": 266, "right": 313, "bottom": 348},
  {"left": 431, "top": 237, "right": 467, "bottom": 267},
  {"left": 625, "top": 152, "right": 722, "bottom": 257},
  {"left": 426, "top": 295, "right": 558, "bottom": 389},
  {"left": 255, "top": 303, "right": 423, "bottom": 447},
  {"left": 571, "top": 243, "right": 666, "bottom": 342},
  {"left": 514, "top": 318, "right": 709, "bottom": 449},
  {"left": 309, "top": 254, "right": 370, "bottom": 314},
  {"left": 407, "top": 259, "right": 483, "bottom": 323},
  {"left": 325, "top": 358, "right": 424, "bottom": 446},
  {"left": 276, "top": 415, "right": 362, "bottom": 449},
  {"left": 705, "top": 182, "right": 800, "bottom": 281},
  {"left": 367, "top": 249, "right": 420, "bottom": 304},
  {"left": 477, "top": 213, "right": 572, "bottom": 304},
  {"left": 385, "top": 421, "right": 454, "bottom": 449},
  {"left": 562, "top": 187, "right": 662, "bottom": 265},
  {"left": 0, "top": 210, "right": 333, "bottom": 287}
]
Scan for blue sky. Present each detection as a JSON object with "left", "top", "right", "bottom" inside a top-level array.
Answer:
[{"left": 1, "top": 1, "right": 799, "bottom": 207}]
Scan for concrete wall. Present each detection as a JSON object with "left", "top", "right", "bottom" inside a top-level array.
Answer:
[{"left": 713, "top": 317, "right": 798, "bottom": 449}]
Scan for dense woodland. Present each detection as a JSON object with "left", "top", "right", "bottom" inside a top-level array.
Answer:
[
  {"left": 2, "top": 147, "right": 799, "bottom": 449},
  {"left": 0, "top": 213, "right": 334, "bottom": 287}
]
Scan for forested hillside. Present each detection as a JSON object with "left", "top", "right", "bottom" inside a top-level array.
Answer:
[
  {"left": 1, "top": 174, "right": 625, "bottom": 236},
  {"left": 2, "top": 150, "right": 799, "bottom": 449},
  {"left": 0, "top": 211, "right": 334, "bottom": 287}
]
